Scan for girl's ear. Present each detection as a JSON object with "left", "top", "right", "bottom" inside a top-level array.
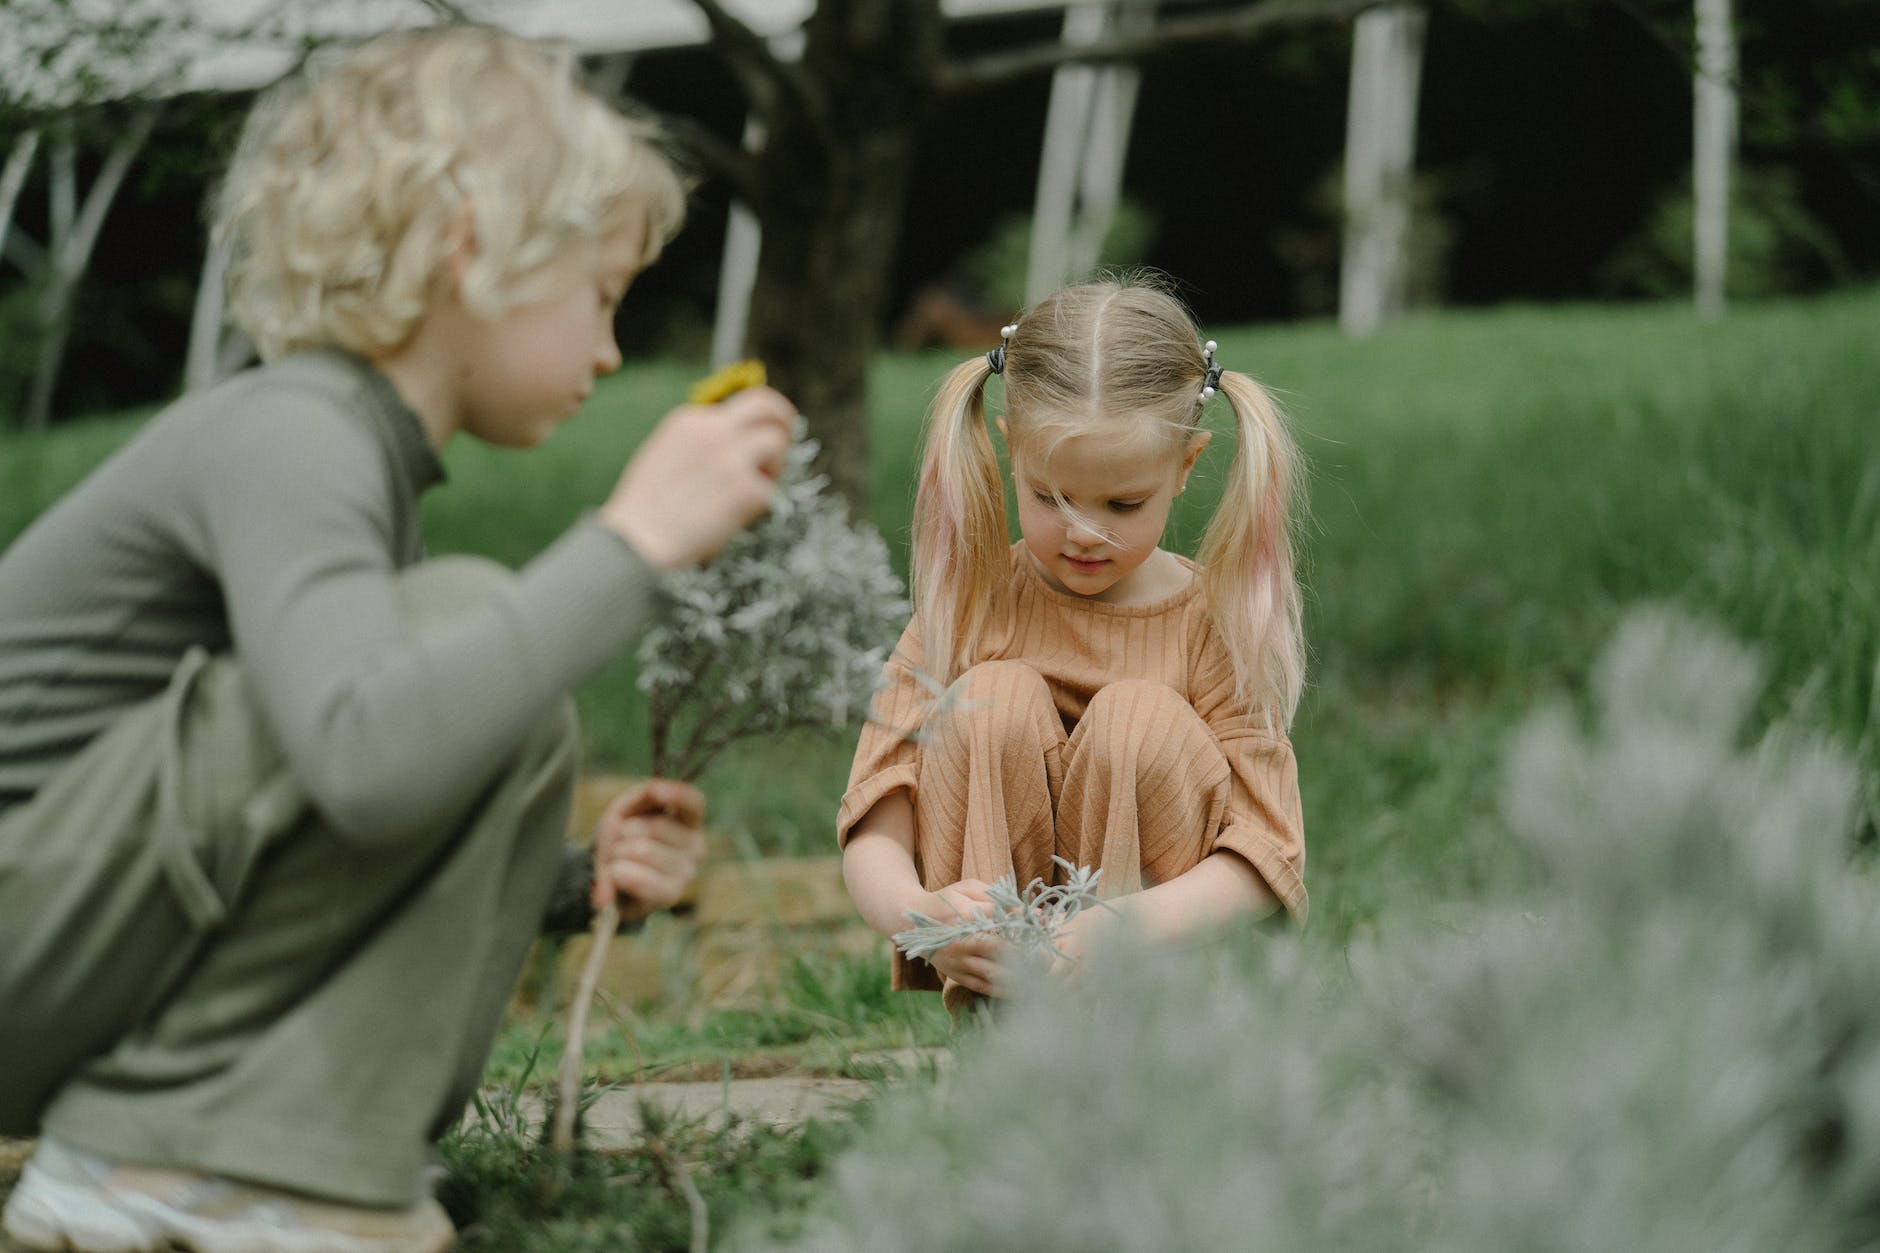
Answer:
[{"left": 1182, "top": 430, "right": 1212, "bottom": 477}]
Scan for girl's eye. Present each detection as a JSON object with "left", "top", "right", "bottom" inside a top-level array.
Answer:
[
  {"left": 1032, "top": 491, "right": 1058, "bottom": 506},
  {"left": 1109, "top": 501, "right": 1144, "bottom": 514}
]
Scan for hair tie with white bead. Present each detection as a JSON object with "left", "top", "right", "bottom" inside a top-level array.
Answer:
[
  {"left": 1198, "top": 340, "right": 1224, "bottom": 404},
  {"left": 986, "top": 323, "right": 1017, "bottom": 375}
]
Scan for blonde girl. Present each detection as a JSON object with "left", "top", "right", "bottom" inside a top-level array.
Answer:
[{"left": 839, "top": 278, "right": 1307, "bottom": 1012}]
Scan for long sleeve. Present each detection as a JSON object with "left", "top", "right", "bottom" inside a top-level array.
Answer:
[
  {"left": 1188, "top": 617, "right": 1308, "bottom": 922},
  {"left": 835, "top": 616, "right": 929, "bottom": 847},
  {"left": 186, "top": 397, "right": 659, "bottom": 843}
]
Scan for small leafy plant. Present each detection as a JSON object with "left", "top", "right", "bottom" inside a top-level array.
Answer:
[{"left": 893, "top": 856, "right": 1108, "bottom": 967}]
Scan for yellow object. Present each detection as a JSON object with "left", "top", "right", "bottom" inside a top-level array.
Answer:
[{"left": 688, "top": 360, "right": 767, "bottom": 405}]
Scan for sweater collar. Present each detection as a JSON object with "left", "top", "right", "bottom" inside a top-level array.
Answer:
[{"left": 322, "top": 348, "right": 447, "bottom": 495}]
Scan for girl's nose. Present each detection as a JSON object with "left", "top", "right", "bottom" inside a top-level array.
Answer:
[{"left": 1065, "top": 517, "right": 1104, "bottom": 545}]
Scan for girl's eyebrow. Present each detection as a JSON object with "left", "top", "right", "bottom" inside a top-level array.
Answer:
[{"left": 1024, "top": 478, "right": 1159, "bottom": 500}]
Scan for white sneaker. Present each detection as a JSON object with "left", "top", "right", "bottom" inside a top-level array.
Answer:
[{"left": 2, "top": 1138, "right": 454, "bottom": 1253}]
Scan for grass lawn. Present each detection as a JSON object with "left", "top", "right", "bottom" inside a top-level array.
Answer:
[{"left": 4, "top": 286, "right": 1876, "bottom": 1246}]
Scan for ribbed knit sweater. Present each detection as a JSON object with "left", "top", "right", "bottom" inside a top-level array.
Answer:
[
  {"left": 839, "top": 543, "right": 1307, "bottom": 919},
  {"left": 0, "top": 350, "right": 660, "bottom": 838}
]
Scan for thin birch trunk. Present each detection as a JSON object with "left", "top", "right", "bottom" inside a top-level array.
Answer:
[
  {"left": 1693, "top": 0, "right": 1736, "bottom": 319},
  {"left": 186, "top": 233, "right": 233, "bottom": 392},
  {"left": 0, "top": 130, "right": 42, "bottom": 261},
  {"left": 25, "top": 105, "right": 160, "bottom": 428},
  {"left": 1340, "top": 4, "right": 1425, "bottom": 338}
]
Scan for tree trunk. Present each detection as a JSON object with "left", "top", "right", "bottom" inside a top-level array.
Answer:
[
  {"left": 742, "top": 0, "right": 945, "bottom": 511},
  {"left": 0, "top": 130, "right": 41, "bottom": 260},
  {"left": 1339, "top": 4, "right": 1425, "bottom": 337},
  {"left": 1693, "top": 0, "right": 1735, "bottom": 319},
  {"left": 23, "top": 105, "right": 159, "bottom": 428}
]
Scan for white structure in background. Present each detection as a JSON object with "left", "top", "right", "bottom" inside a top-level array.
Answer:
[
  {"left": 1022, "top": 0, "right": 1152, "bottom": 307},
  {"left": 1339, "top": 3, "right": 1424, "bottom": 338},
  {"left": 1693, "top": 0, "right": 1736, "bottom": 319},
  {"left": 708, "top": 29, "right": 805, "bottom": 368},
  {"left": 705, "top": 0, "right": 1144, "bottom": 362}
]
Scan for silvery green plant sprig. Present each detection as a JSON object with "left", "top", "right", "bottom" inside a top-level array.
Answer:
[
  {"left": 556, "top": 377, "right": 907, "bottom": 1154},
  {"left": 635, "top": 424, "right": 909, "bottom": 783},
  {"left": 894, "top": 856, "right": 1109, "bottom": 966}
]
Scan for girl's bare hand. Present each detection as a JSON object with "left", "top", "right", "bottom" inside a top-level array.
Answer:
[
  {"left": 920, "top": 878, "right": 1007, "bottom": 995},
  {"left": 600, "top": 386, "right": 796, "bottom": 569},
  {"left": 928, "top": 931, "right": 1011, "bottom": 997},
  {"left": 590, "top": 779, "right": 708, "bottom": 922}
]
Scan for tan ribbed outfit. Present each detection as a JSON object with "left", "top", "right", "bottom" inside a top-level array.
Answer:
[{"left": 839, "top": 544, "right": 1306, "bottom": 997}]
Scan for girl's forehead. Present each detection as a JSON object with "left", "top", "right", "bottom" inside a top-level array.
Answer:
[{"left": 1013, "top": 428, "right": 1180, "bottom": 489}]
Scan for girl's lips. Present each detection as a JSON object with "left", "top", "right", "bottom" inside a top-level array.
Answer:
[{"left": 1064, "top": 555, "right": 1108, "bottom": 571}]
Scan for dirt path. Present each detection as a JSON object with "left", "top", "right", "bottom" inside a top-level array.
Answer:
[{"left": 0, "top": 1061, "right": 937, "bottom": 1243}]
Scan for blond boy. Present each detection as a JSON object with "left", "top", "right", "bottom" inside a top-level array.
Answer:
[{"left": 0, "top": 25, "right": 793, "bottom": 1253}]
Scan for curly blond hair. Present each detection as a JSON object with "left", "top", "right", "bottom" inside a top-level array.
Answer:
[{"left": 214, "top": 24, "right": 688, "bottom": 361}]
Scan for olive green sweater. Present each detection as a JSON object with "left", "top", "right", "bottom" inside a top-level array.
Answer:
[{"left": 0, "top": 350, "right": 658, "bottom": 840}]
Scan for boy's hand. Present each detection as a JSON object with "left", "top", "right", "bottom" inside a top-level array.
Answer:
[
  {"left": 600, "top": 387, "right": 796, "bottom": 569},
  {"left": 591, "top": 779, "right": 708, "bottom": 923}
]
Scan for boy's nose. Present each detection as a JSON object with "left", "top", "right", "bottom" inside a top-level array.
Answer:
[{"left": 594, "top": 328, "right": 622, "bottom": 375}]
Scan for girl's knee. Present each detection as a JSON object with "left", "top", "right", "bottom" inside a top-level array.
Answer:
[
  {"left": 1074, "top": 681, "right": 1218, "bottom": 775},
  {"left": 950, "top": 659, "right": 1050, "bottom": 704},
  {"left": 1082, "top": 679, "right": 1194, "bottom": 731},
  {"left": 932, "top": 660, "right": 1057, "bottom": 743}
]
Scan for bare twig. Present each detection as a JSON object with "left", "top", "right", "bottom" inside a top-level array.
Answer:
[
  {"left": 645, "top": 1127, "right": 710, "bottom": 1253},
  {"left": 938, "top": 0, "right": 1392, "bottom": 95},
  {"left": 550, "top": 900, "right": 620, "bottom": 1153},
  {"left": 656, "top": 112, "right": 764, "bottom": 205}
]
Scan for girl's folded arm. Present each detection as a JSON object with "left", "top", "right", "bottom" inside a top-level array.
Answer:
[{"left": 840, "top": 791, "right": 932, "bottom": 939}]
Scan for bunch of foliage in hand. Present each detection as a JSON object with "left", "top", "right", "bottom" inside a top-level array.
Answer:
[
  {"left": 893, "top": 857, "right": 1107, "bottom": 968},
  {"left": 556, "top": 364, "right": 906, "bottom": 1155},
  {"left": 635, "top": 414, "right": 908, "bottom": 784}
]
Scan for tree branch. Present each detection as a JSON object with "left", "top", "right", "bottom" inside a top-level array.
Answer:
[
  {"left": 658, "top": 112, "right": 764, "bottom": 205},
  {"left": 939, "top": 0, "right": 1395, "bottom": 94},
  {"left": 0, "top": 130, "right": 41, "bottom": 261},
  {"left": 685, "top": 0, "right": 817, "bottom": 127}
]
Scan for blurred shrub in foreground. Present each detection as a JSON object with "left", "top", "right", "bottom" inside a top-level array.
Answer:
[{"left": 740, "top": 605, "right": 1880, "bottom": 1252}]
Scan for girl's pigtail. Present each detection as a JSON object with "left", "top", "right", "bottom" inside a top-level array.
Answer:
[
  {"left": 1198, "top": 370, "right": 1306, "bottom": 729},
  {"left": 911, "top": 356, "right": 1010, "bottom": 685}
]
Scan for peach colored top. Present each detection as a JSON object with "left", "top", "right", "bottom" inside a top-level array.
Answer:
[{"left": 839, "top": 543, "right": 1306, "bottom": 920}]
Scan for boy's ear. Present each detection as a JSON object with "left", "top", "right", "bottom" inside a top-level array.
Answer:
[{"left": 440, "top": 199, "right": 478, "bottom": 286}]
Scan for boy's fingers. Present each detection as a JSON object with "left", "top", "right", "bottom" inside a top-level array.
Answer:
[
  {"left": 605, "top": 779, "right": 705, "bottom": 825},
  {"left": 609, "top": 835, "right": 696, "bottom": 880},
  {"left": 646, "top": 779, "right": 706, "bottom": 824},
  {"left": 604, "top": 820, "right": 704, "bottom": 871}
]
